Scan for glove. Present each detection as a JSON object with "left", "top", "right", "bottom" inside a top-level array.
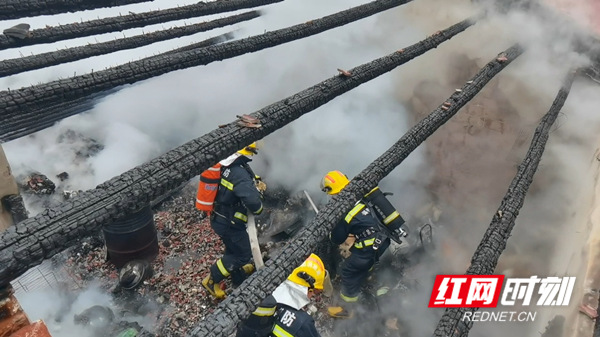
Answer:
[{"left": 256, "top": 180, "right": 267, "bottom": 193}]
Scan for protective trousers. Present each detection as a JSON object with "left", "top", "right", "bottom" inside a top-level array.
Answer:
[
  {"left": 338, "top": 252, "right": 376, "bottom": 306},
  {"left": 209, "top": 218, "right": 253, "bottom": 287}
]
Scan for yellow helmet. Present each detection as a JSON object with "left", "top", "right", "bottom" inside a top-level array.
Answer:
[
  {"left": 320, "top": 170, "right": 350, "bottom": 195},
  {"left": 238, "top": 142, "right": 259, "bottom": 156},
  {"left": 287, "top": 253, "right": 326, "bottom": 290}
]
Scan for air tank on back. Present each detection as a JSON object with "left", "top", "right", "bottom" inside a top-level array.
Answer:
[
  {"left": 363, "top": 186, "right": 406, "bottom": 231},
  {"left": 102, "top": 205, "right": 159, "bottom": 268}
]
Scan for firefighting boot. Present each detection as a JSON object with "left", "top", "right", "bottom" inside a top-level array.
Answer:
[
  {"left": 328, "top": 292, "right": 356, "bottom": 319},
  {"left": 242, "top": 264, "right": 255, "bottom": 275},
  {"left": 202, "top": 274, "right": 226, "bottom": 299},
  {"left": 327, "top": 306, "right": 354, "bottom": 319}
]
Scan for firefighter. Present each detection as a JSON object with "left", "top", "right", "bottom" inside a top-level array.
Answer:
[
  {"left": 202, "top": 142, "right": 266, "bottom": 299},
  {"left": 236, "top": 253, "right": 325, "bottom": 337},
  {"left": 319, "top": 170, "right": 407, "bottom": 319}
]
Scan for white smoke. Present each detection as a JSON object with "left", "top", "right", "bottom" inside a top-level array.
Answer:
[
  {"left": 1, "top": 0, "right": 428, "bottom": 215},
  {"left": 3, "top": 0, "right": 600, "bottom": 336},
  {"left": 15, "top": 283, "right": 155, "bottom": 337}
]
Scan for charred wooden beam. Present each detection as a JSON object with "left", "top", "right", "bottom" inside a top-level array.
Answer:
[
  {"left": 0, "top": 16, "right": 479, "bottom": 288},
  {"left": 1, "top": 195, "right": 28, "bottom": 225},
  {"left": 0, "top": 0, "right": 281, "bottom": 51},
  {"left": 162, "top": 31, "right": 236, "bottom": 55},
  {"left": 0, "top": 11, "right": 260, "bottom": 78},
  {"left": 0, "top": 88, "right": 120, "bottom": 143},
  {"left": 188, "top": 44, "right": 523, "bottom": 337},
  {"left": 0, "top": 0, "right": 153, "bottom": 21},
  {"left": 0, "top": 0, "right": 416, "bottom": 122},
  {"left": 0, "top": 32, "right": 234, "bottom": 143},
  {"left": 431, "top": 70, "right": 577, "bottom": 337}
]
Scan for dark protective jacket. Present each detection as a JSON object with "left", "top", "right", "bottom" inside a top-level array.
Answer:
[
  {"left": 237, "top": 298, "right": 321, "bottom": 337},
  {"left": 271, "top": 304, "right": 321, "bottom": 337},
  {"left": 214, "top": 155, "right": 263, "bottom": 227},
  {"left": 330, "top": 200, "right": 390, "bottom": 256},
  {"left": 236, "top": 295, "right": 278, "bottom": 337}
]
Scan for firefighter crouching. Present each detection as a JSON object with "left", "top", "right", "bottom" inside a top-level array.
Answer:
[
  {"left": 197, "top": 142, "right": 267, "bottom": 299},
  {"left": 319, "top": 170, "right": 407, "bottom": 319},
  {"left": 236, "top": 253, "right": 326, "bottom": 337}
]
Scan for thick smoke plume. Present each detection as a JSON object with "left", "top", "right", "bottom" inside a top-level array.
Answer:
[{"left": 2, "top": 0, "right": 600, "bottom": 336}]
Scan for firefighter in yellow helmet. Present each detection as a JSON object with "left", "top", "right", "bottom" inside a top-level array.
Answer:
[
  {"left": 202, "top": 142, "right": 267, "bottom": 299},
  {"left": 236, "top": 253, "right": 326, "bottom": 337},
  {"left": 319, "top": 170, "right": 407, "bottom": 319}
]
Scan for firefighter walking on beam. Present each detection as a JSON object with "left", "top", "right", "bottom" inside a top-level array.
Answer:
[
  {"left": 319, "top": 170, "right": 408, "bottom": 318},
  {"left": 196, "top": 142, "right": 267, "bottom": 299}
]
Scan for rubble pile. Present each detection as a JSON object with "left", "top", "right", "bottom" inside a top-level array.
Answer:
[
  {"left": 19, "top": 172, "right": 56, "bottom": 196},
  {"left": 57, "top": 129, "right": 105, "bottom": 160},
  {"left": 57, "top": 182, "right": 337, "bottom": 336},
  {"left": 14, "top": 130, "right": 106, "bottom": 211},
  {"left": 50, "top": 180, "right": 424, "bottom": 336}
]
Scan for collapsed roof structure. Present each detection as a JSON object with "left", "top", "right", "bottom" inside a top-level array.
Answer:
[{"left": 0, "top": 0, "right": 599, "bottom": 336}]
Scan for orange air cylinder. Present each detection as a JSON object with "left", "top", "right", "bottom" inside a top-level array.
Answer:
[{"left": 195, "top": 164, "right": 221, "bottom": 215}]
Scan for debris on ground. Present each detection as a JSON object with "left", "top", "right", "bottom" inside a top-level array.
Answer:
[
  {"left": 53, "top": 183, "right": 335, "bottom": 335},
  {"left": 57, "top": 172, "right": 69, "bottom": 181},
  {"left": 57, "top": 129, "right": 104, "bottom": 160},
  {"left": 19, "top": 172, "right": 56, "bottom": 195},
  {"left": 62, "top": 189, "right": 81, "bottom": 200},
  {"left": 40, "top": 181, "right": 424, "bottom": 336}
]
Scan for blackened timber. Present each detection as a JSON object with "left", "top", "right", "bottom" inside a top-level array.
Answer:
[
  {"left": 0, "top": 33, "right": 234, "bottom": 143},
  {"left": 0, "top": 88, "right": 120, "bottom": 143},
  {"left": 0, "top": 0, "right": 282, "bottom": 51},
  {"left": 0, "top": 16, "right": 478, "bottom": 288},
  {"left": 188, "top": 45, "right": 523, "bottom": 337},
  {"left": 0, "top": 0, "right": 153, "bottom": 20},
  {"left": 432, "top": 70, "right": 576, "bottom": 337},
  {"left": 0, "top": 11, "right": 260, "bottom": 78},
  {"left": 0, "top": 0, "right": 417, "bottom": 120},
  {"left": 162, "top": 31, "right": 236, "bottom": 55}
]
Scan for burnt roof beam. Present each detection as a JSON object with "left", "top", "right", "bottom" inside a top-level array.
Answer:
[
  {"left": 0, "top": 0, "right": 283, "bottom": 51},
  {"left": 431, "top": 69, "right": 577, "bottom": 337},
  {"left": 0, "top": 31, "right": 236, "bottom": 143},
  {"left": 0, "top": 0, "right": 418, "bottom": 124},
  {"left": 0, "top": 0, "right": 154, "bottom": 21}
]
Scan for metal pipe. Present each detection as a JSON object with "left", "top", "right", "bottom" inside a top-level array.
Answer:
[
  {"left": 302, "top": 190, "right": 333, "bottom": 297},
  {"left": 303, "top": 190, "right": 319, "bottom": 214}
]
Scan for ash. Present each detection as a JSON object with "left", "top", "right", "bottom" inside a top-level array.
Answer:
[{"left": 54, "top": 182, "right": 429, "bottom": 336}]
